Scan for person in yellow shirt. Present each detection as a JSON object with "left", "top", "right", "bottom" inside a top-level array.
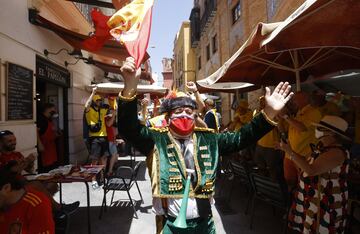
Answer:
[
  {"left": 254, "top": 96, "right": 283, "bottom": 181},
  {"left": 311, "top": 90, "right": 341, "bottom": 117},
  {"left": 228, "top": 99, "right": 253, "bottom": 131},
  {"left": 280, "top": 91, "right": 322, "bottom": 188},
  {"left": 84, "top": 87, "right": 109, "bottom": 166}
]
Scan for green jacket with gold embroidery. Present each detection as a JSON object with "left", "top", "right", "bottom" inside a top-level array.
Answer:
[{"left": 117, "top": 98, "right": 274, "bottom": 199}]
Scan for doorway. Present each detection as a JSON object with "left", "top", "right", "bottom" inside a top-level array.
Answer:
[{"left": 36, "top": 79, "right": 69, "bottom": 166}]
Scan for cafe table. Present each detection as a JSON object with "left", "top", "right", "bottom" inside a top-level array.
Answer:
[{"left": 26, "top": 165, "right": 104, "bottom": 234}]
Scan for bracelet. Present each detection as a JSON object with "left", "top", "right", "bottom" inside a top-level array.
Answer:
[
  {"left": 260, "top": 110, "right": 278, "bottom": 126},
  {"left": 118, "top": 92, "right": 136, "bottom": 101}
]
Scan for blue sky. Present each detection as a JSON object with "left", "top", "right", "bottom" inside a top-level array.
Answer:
[{"left": 149, "top": 0, "right": 193, "bottom": 83}]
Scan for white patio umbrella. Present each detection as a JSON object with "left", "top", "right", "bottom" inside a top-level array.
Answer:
[{"left": 87, "top": 82, "right": 167, "bottom": 96}]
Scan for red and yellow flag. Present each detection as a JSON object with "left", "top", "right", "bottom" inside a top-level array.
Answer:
[{"left": 107, "top": 0, "right": 154, "bottom": 68}]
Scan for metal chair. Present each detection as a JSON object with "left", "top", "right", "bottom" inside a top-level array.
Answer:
[
  {"left": 249, "top": 172, "right": 289, "bottom": 233},
  {"left": 99, "top": 161, "right": 143, "bottom": 219},
  {"left": 226, "top": 160, "right": 253, "bottom": 214},
  {"left": 54, "top": 210, "right": 69, "bottom": 234}
]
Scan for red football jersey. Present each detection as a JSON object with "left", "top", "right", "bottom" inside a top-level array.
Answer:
[
  {"left": 0, "top": 187, "right": 55, "bottom": 234},
  {"left": 0, "top": 151, "right": 24, "bottom": 168}
]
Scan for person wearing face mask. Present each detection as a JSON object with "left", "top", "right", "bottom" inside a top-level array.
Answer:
[
  {"left": 280, "top": 115, "right": 351, "bottom": 234},
  {"left": 37, "top": 103, "right": 59, "bottom": 173},
  {"left": 117, "top": 57, "right": 293, "bottom": 233}
]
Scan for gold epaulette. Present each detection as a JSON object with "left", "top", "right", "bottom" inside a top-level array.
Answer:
[
  {"left": 194, "top": 127, "right": 215, "bottom": 133},
  {"left": 149, "top": 127, "right": 169, "bottom": 132}
]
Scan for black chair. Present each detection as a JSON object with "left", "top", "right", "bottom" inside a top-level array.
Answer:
[
  {"left": 226, "top": 160, "right": 253, "bottom": 214},
  {"left": 54, "top": 210, "right": 69, "bottom": 234},
  {"left": 249, "top": 172, "right": 289, "bottom": 233},
  {"left": 99, "top": 161, "right": 143, "bottom": 219}
]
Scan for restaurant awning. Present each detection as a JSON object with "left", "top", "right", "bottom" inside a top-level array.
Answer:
[
  {"left": 197, "top": 0, "right": 360, "bottom": 90},
  {"left": 28, "top": 9, "right": 149, "bottom": 63}
]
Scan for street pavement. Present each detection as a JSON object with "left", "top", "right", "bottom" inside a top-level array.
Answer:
[{"left": 57, "top": 156, "right": 285, "bottom": 234}]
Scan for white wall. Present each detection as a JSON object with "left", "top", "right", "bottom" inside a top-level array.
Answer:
[{"left": 0, "top": 0, "right": 103, "bottom": 163}]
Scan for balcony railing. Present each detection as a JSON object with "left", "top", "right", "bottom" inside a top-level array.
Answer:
[
  {"left": 190, "top": 7, "right": 200, "bottom": 48},
  {"left": 73, "top": 3, "right": 94, "bottom": 25},
  {"left": 200, "top": 0, "right": 217, "bottom": 34}
]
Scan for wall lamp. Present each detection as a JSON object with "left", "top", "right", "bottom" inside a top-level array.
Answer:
[
  {"left": 64, "top": 56, "right": 95, "bottom": 67},
  {"left": 44, "top": 48, "right": 83, "bottom": 59},
  {"left": 64, "top": 58, "right": 81, "bottom": 67}
]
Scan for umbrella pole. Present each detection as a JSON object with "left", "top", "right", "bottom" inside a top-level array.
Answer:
[
  {"left": 296, "top": 70, "right": 301, "bottom": 91},
  {"left": 293, "top": 50, "right": 301, "bottom": 91}
]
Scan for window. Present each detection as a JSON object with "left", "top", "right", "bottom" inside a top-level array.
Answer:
[
  {"left": 206, "top": 44, "right": 210, "bottom": 61},
  {"left": 232, "top": 2, "right": 241, "bottom": 24},
  {"left": 198, "top": 56, "right": 202, "bottom": 70},
  {"left": 212, "top": 34, "right": 217, "bottom": 53}
]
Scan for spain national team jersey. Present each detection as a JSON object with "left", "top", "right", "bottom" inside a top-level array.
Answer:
[
  {"left": 0, "top": 187, "right": 55, "bottom": 234},
  {"left": 0, "top": 151, "right": 24, "bottom": 168}
]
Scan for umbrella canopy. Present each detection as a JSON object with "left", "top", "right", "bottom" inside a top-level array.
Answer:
[
  {"left": 197, "top": 0, "right": 360, "bottom": 90},
  {"left": 197, "top": 81, "right": 260, "bottom": 94},
  {"left": 87, "top": 82, "right": 167, "bottom": 96}
]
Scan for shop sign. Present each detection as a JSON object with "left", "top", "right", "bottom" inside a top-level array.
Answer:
[{"left": 36, "top": 55, "right": 70, "bottom": 87}]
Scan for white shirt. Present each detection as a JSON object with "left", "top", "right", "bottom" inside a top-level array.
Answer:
[{"left": 152, "top": 137, "right": 201, "bottom": 219}]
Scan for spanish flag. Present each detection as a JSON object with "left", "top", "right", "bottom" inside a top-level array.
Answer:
[{"left": 107, "top": 0, "right": 154, "bottom": 68}]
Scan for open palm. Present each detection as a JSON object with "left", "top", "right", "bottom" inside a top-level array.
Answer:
[{"left": 264, "top": 82, "right": 293, "bottom": 119}]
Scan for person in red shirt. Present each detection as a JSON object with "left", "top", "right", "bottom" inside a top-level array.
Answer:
[
  {"left": 37, "top": 103, "right": 59, "bottom": 173},
  {"left": 0, "top": 130, "right": 79, "bottom": 215},
  {"left": 0, "top": 130, "right": 36, "bottom": 173},
  {"left": 0, "top": 166, "right": 55, "bottom": 234},
  {"left": 105, "top": 107, "right": 118, "bottom": 176}
]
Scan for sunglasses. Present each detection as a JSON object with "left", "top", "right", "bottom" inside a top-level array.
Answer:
[{"left": 0, "top": 130, "right": 14, "bottom": 137}]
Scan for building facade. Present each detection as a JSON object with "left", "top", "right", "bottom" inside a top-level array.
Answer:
[
  {"left": 172, "top": 21, "right": 196, "bottom": 91},
  {"left": 161, "top": 58, "right": 173, "bottom": 90},
  {"left": 0, "top": 0, "right": 120, "bottom": 164},
  {"left": 189, "top": 0, "right": 304, "bottom": 124}
]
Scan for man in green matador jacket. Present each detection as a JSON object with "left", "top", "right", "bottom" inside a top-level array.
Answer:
[{"left": 117, "top": 57, "right": 294, "bottom": 234}]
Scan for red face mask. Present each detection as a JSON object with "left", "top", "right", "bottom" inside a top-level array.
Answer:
[{"left": 169, "top": 113, "right": 195, "bottom": 136}]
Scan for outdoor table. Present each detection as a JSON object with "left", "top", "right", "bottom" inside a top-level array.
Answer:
[{"left": 26, "top": 165, "right": 104, "bottom": 234}]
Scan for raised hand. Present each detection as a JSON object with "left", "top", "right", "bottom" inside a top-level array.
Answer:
[
  {"left": 141, "top": 98, "right": 149, "bottom": 107},
  {"left": 263, "top": 82, "right": 294, "bottom": 119},
  {"left": 186, "top": 81, "right": 198, "bottom": 93},
  {"left": 120, "top": 57, "right": 142, "bottom": 98}
]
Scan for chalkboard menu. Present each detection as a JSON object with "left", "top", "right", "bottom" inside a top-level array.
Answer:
[{"left": 6, "top": 63, "right": 34, "bottom": 120}]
